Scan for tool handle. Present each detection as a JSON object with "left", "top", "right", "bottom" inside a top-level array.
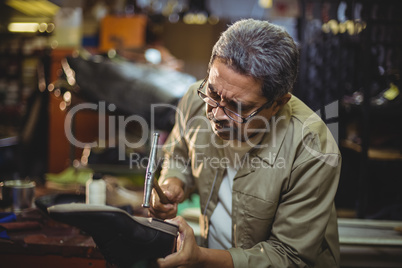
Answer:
[{"left": 153, "top": 181, "right": 170, "bottom": 204}]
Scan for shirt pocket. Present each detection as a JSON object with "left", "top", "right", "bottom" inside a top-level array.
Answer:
[{"left": 236, "top": 193, "right": 277, "bottom": 248}]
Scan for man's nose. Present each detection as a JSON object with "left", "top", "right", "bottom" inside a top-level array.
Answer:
[{"left": 212, "top": 105, "right": 228, "bottom": 121}]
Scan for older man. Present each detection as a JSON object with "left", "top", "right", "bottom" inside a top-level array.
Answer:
[{"left": 150, "top": 19, "right": 341, "bottom": 268}]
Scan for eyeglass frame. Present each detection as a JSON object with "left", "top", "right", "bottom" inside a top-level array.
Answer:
[{"left": 197, "top": 77, "right": 273, "bottom": 124}]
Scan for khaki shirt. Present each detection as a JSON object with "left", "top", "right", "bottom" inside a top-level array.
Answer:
[{"left": 160, "top": 81, "right": 341, "bottom": 267}]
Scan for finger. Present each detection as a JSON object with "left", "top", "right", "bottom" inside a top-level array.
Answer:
[
  {"left": 152, "top": 201, "right": 175, "bottom": 211},
  {"left": 148, "top": 206, "right": 167, "bottom": 218},
  {"left": 157, "top": 217, "right": 190, "bottom": 267},
  {"left": 149, "top": 204, "right": 177, "bottom": 219},
  {"left": 166, "top": 185, "right": 185, "bottom": 203},
  {"left": 151, "top": 188, "right": 161, "bottom": 205},
  {"left": 160, "top": 184, "right": 184, "bottom": 203},
  {"left": 160, "top": 187, "right": 174, "bottom": 200},
  {"left": 156, "top": 253, "right": 180, "bottom": 268},
  {"left": 152, "top": 189, "right": 177, "bottom": 209}
]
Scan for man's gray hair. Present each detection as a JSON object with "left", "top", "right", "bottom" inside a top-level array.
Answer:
[{"left": 208, "top": 19, "right": 299, "bottom": 102}]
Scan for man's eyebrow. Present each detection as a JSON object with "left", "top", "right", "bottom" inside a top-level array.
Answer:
[
  {"left": 208, "top": 83, "right": 256, "bottom": 110},
  {"left": 237, "top": 101, "right": 254, "bottom": 111},
  {"left": 233, "top": 98, "right": 260, "bottom": 111}
]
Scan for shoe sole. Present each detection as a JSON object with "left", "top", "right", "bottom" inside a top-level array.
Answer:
[{"left": 48, "top": 203, "right": 178, "bottom": 267}]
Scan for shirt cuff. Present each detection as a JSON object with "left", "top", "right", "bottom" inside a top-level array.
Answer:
[{"left": 227, "top": 248, "right": 248, "bottom": 268}]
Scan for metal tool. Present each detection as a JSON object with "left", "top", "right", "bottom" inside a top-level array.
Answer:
[{"left": 142, "top": 133, "right": 170, "bottom": 208}]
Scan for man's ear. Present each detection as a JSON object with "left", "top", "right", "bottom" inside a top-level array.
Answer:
[{"left": 272, "top": 93, "right": 292, "bottom": 116}]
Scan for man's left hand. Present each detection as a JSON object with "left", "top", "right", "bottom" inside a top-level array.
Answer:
[
  {"left": 157, "top": 216, "right": 203, "bottom": 267},
  {"left": 157, "top": 216, "right": 234, "bottom": 268}
]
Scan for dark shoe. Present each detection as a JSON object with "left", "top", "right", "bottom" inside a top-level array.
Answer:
[
  {"left": 35, "top": 193, "right": 85, "bottom": 214},
  {"left": 47, "top": 203, "right": 178, "bottom": 268}
]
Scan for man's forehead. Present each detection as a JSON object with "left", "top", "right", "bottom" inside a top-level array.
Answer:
[{"left": 208, "top": 64, "right": 265, "bottom": 106}]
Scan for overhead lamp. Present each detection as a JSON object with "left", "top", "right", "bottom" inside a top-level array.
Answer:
[
  {"left": 8, "top": 22, "right": 39, "bottom": 33},
  {"left": 38, "top": 22, "right": 47, "bottom": 32},
  {"left": 259, "top": 0, "right": 273, "bottom": 9},
  {"left": 6, "top": 0, "right": 60, "bottom": 17},
  {"left": 46, "top": 23, "right": 55, "bottom": 33}
]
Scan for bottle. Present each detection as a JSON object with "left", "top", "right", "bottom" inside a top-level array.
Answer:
[{"left": 86, "top": 173, "right": 106, "bottom": 205}]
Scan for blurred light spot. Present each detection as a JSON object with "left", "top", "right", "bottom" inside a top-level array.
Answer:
[
  {"left": 38, "top": 81, "right": 46, "bottom": 92},
  {"left": 195, "top": 12, "right": 208, "bottom": 24},
  {"left": 183, "top": 12, "right": 208, "bottom": 24},
  {"left": 259, "top": 0, "right": 273, "bottom": 8},
  {"left": 145, "top": 48, "right": 162, "bottom": 64},
  {"left": 169, "top": 13, "right": 180, "bottom": 23},
  {"left": 73, "top": 159, "right": 80, "bottom": 168},
  {"left": 54, "top": 88, "right": 61, "bottom": 97},
  {"left": 80, "top": 156, "right": 88, "bottom": 165},
  {"left": 67, "top": 77, "right": 76, "bottom": 86},
  {"left": 51, "top": 40, "right": 58, "bottom": 49},
  {"left": 46, "top": 23, "right": 55, "bottom": 33},
  {"left": 322, "top": 23, "right": 330, "bottom": 34},
  {"left": 8, "top": 22, "right": 39, "bottom": 32},
  {"left": 59, "top": 101, "right": 67, "bottom": 111},
  {"left": 345, "top": 20, "right": 355, "bottom": 35},
  {"left": 63, "top": 91, "right": 72, "bottom": 103},
  {"left": 208, "top": 15, "right": 219, "bottom": 25},
  {"left": 328, "top": 20, "right": 339, "bottom": 35},
  {"left": 38, "top": 23, "right": 47, "bottom": 32},
  {"left": 107, "top": 49, "right": 117, "bottom": 58},
  {"left": 183, "top": 13, "right": 195, "bottom": 24}
]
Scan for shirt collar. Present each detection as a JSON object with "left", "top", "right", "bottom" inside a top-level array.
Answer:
[{"left": 250, "top": 97, "right": 292, "bottom": 166}]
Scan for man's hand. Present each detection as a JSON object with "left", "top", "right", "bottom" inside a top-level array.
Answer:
[
  {"left": 157, "top": 216, "right": 202, "bottom": 267},
  {"left": 157, "top": 216, "right": 233, "bottom": 268},
  {"left": 149, "top": 177, "right": 185, "bottom": 219}
]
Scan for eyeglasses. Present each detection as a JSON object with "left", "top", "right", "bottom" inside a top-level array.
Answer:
[{"left": 197, "top": 77, "right": 272, "bottom": 124}]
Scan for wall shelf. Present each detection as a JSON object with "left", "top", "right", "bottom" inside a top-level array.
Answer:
[{"left": 341, "top": 139, "right": 402, "bottom": 161}]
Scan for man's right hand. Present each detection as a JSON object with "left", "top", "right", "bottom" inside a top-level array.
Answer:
[{"left": 148, "top": 177, "right": 185, "bottom": 219}]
